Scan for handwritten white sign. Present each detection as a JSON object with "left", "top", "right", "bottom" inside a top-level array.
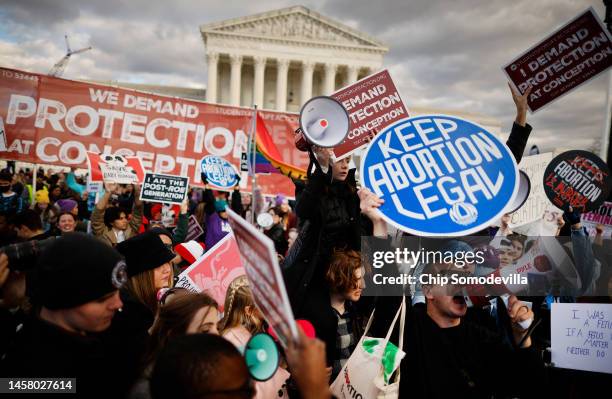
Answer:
[{"left": 551, "top": 303, "right": 612, "bottom": 374}]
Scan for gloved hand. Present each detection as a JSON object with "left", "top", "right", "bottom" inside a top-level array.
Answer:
[{"left": 563, "top": 206, "right": 581, "bottom": 227}]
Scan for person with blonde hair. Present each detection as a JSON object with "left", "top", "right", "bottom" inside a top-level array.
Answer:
[{"left": 220, "top": 275, "right": 290, "bottom": 398}]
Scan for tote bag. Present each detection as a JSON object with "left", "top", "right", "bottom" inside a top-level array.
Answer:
[{"left": 330, "top": 296, "right": 406, "bottom": 399}]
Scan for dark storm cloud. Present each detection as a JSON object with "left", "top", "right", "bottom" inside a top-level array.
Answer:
[{"left": 0, "top": 0, "right": 608, "bottom": 151}]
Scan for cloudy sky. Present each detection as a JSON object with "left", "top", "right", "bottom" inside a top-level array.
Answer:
[{"left": 0, "top": 0, "right": 609, "bottom": 153}]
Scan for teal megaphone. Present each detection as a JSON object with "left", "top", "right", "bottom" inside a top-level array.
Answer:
[{"left": 243, "top": 333, "right": 279, "bottom": 381}]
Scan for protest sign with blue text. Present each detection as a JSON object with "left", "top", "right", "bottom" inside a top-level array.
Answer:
[
  {"left": 551, "top": 303, "right": 612, "bottom": 374},
  {"left": 360, "top": 115, "right": 519, "bottom": 236},
  {"left": 200, "top": 155, "right": 238, "bottom": 189}
]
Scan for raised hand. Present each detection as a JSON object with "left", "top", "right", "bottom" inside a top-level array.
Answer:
[
  {"left": 286, "top": 325, "right": 331, "bottom": 399},
  {"left": 507, "top": 295, "right": 534, "bottom": 347},
  {"left": 358, "top": 187, "right": 384, "bottom": 220},
  {"left": 312, "top": 146, "right": 333, "bottom": 171},
  {"left": 104, "top": 182, "right": 118, "bottom": 194},
  {"left": 508, "top": 82, "right": 532, "bottom": 126}
]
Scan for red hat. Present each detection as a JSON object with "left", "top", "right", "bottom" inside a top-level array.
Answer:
[
  {"left": 151, "top": 204, "right": 163, "bottom": 219},
  {"left": 267, "top": 319, "right": 315, "bottom": 341},
  {"left": 174, "top": 241, "right": 206, "bottom": 264}
]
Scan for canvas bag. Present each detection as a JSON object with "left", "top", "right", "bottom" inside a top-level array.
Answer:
[{"left": 330, "top": 296, "right": 406, "bottom": 399}]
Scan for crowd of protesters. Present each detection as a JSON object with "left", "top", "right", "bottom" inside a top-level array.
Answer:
[{"left": 0, "top": 84, "right": 610, "bottom": 398}]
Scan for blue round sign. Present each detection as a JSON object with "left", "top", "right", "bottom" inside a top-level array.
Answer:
[
  {"left": 360, "top": 115, "right": 518, "bottom": 236},
  {"left": 200, "top": 155, "right": 238, "bottom": 189}
]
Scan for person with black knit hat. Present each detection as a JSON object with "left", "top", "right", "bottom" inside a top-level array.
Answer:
[
  {"left": 112, "top": 230, "right": 175, "bottom": 331},
  {"left": 103, "top": 230, "right": 175, "bottom": 394},
  {"left": 0, "top": 233, "right": 127, "bottom": 398}
]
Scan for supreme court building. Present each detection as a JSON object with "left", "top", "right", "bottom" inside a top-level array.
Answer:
[
  {"left": 199, "top": 6, "right": 501, "bottom": 135},
  {"left": 200, "top": 6, "right": 387, "bottom": 113}
]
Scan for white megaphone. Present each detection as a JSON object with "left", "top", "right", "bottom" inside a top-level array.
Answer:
[
  {"left": 506, "top": 170, "right": 531, "bottom": 214},
  {"left": 294, "top": 96, "right": 350, "bottom": 152},
  {"left": 256, "top": 212, "right": 273, "bottom": 229}
]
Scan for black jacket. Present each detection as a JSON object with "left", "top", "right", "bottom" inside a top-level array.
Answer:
[
  {"left": 369, "top": 298, "right": 545, "bottom": 399},
  {"left": 99, "top": 289, "right": 154, "bottom": 395},
  {"left": 368, "top": 233, "right": 544, "bottom": 399},
  {"left": 283, "top": 166, "right": 368, "bottom": 313},
  {"left": 1, "top": 315, "right": 122, "bottom": 398},
  {"left": 506, "top": 122, "right": 532, "bottom": 164},
  {"left": 265, "top": 223, "right": 288, "bottom": 255}
]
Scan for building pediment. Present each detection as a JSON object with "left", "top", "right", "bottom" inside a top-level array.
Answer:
[{"left": 200, "top": 5, "right": 387, "bottom": 51}]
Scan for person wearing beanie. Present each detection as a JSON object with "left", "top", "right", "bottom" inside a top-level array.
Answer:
[
  {"left": 0, "top": 233, "right": 127, "bottom": 398},
  {"left": 105, "top": 231, "right": 176, "bottom": 392},
  {"left": 56, "top": 198, "right": 79, "bottom": 215},
  {"left": 146, "top": 226, "right": 182, "bottom": 280},
  {"left": 174, "top": 240, "right": 206, "bottom": 268},
  {"left": 91, "top": 182, "right": 143, "bottom": 246},
  {"left": 116, "top": 231, "right": 175, "bottom": 317},
  {"left": 35, "top": 188, "right": 50, "bottom": 205}
]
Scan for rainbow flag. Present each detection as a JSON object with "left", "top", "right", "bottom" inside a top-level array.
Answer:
[{"left": 252, "top": 113, "right": 307, "bottom": 180}]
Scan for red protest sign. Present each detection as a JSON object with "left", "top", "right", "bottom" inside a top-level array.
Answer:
[
  {"left": 87, "top": 152, "right": 145, "bottom": 183},
  {"left": 226, "top": 208, "right": 298, "bottom": 349},
  {"left": 175, "top": 233, "right": 245, "bottom": 311},
  {"left": 581, "top": 201, "right": 612, "bottom": 238},
  {"left": 503, "top": 7, "right": 612, "bottom": 112},
  {"left": 0, "top": 67, "right": 307, "bottom": 197},
  {"left": 185, "top": 215, "right": 205, "bottom": 242},
  {"left": 331, "top": 69, "right": 408, "bottom": 160}
]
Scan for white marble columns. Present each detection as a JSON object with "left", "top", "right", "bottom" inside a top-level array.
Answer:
[
  {"left": 347, "top": 65, "right": 359, "bottom": 85},
  {"left": 229, "top": 54, "right": 243, "bottom": 106},
  {"left": 209, "top": 50, "right": 371, "bottom": 109},
  {"left": 206, "top": 52, "right": 219, "bottom": 103},
  {"left": 323, "top": 63, "right": 337, "bottom": 95},
  {"left": 301, "top": 61, "right": 315, "bottom": 104},
  {"left": 275, "top": 59, "right": 290, "bottom": 112},
  {"left": 253, "top": 56, "right": 266, "bottom": 108}
]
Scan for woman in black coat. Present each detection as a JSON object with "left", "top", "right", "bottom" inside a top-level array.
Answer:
[{"left": 282, "top": 148, "right": 373, "bottom": 367}]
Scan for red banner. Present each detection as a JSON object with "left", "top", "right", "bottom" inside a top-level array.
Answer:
[
  {"left": 0, "top": 67, "right": 308, "bottom": 197},
  {"left": 331, "top": 69, "right": 408, "bottom": 160},
  {"left": 503, "top": 8, "right": 612, "bottom": 112}
]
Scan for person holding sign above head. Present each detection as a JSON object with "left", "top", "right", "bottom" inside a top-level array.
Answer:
[
  {"left": 283, "top": 144, "right": 367, "bottom": 318},
  {"left": 201, "top": 172, "right": 242, "bottom": 250},
  {"left": 506, "top": 83, "right": 533, "bottom": 164},
  {"left": 91, "top": 182, "right": 144, "bottom": 247}
]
